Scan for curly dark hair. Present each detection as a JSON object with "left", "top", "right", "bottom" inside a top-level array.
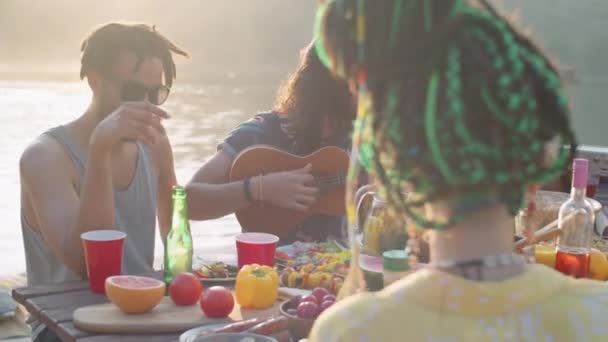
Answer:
[
  {"left": 315, "top": 0, "right": 577, "bottom": 229},
  {"left": 274, "top": 43, "right": 355, "bottom": 154},
  {"left": 80, "top": 22, "right": 188, "bottom": 87}
]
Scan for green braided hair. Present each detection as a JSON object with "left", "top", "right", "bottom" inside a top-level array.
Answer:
[{"left": 315, "top": 0, "right": 577, "bottom": 230}]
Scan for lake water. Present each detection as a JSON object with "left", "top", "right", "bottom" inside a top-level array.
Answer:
[
  {"left": 1, "top": 76, "right": 606, "bottom": 277},
  {"left": 0, "top": 80, "right": 276, "bottom": 276}
]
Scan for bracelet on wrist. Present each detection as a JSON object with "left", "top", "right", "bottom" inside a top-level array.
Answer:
[{"left": 243, "top": 178, "right": 254, "bottom": 202}]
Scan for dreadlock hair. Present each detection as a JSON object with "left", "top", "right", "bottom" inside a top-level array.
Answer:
[
  {"left": 274, "top": 43, "right": 354, "bottom": 154},
  {"left": 80, "top": 22, "right": 189, "bottom": 88},
  {"left": 315, "top": 0, "right": 577, "bottom": 230}
]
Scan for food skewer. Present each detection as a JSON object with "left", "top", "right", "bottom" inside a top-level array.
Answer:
[
  {"left": 274, "top": 260, "right": 346, "bottom": 280},
  {"left": 514, "top": 211, "right": 578, "bottom": 250},
  {"left": 202, "top": 264, "right": 222, "bottom": 278}
]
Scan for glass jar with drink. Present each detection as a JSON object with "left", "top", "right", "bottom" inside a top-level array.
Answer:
[
  {"left": 354, "top": 185, "right": 410, "bottom": 291},
  {"left": 555, "top": 159, "right": 596, "bottom": 278}
]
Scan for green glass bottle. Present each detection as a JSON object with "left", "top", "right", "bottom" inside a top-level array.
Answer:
[{"left": 163, "top": 186, "right": 193, "bottom": 285}]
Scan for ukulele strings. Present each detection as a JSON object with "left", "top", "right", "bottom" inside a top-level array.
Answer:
[{"left": 313, "top": 175, "right": 346, "bottom": 185}]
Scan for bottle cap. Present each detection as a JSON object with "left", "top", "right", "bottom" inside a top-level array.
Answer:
[
  {"left": 572, "top": 158, "right": 589, "bottom": 189},
  {"left": 383, "top": 250, "right": 409, "bottom": 272},
  {"left": 172, "top": 185, "right": 186, "bottom": 198}
]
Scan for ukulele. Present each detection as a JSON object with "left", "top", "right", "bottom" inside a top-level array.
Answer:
[{"left": 229, "top": 146, "right": 349, "bottom": 239}]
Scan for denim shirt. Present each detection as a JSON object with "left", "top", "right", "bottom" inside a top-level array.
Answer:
[{"left": 218, "top": 111, "right": 350, "bottom": 244}]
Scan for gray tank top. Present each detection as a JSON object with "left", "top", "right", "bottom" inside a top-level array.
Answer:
[{"left": 21, "top": 126, "right": 159, "bottom": 288}]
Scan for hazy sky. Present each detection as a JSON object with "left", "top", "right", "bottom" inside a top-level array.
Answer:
[
  {"left": 2, "top": 0, "right": 607, "bottom": 78},
  {"left": 0, "top": 0, "right": 606, "bottom": 145},
  {"left": 1, "top": 4, "right": 606, "bottom": 88},
  {"left": 0, "top": 0, "right": 317, "bottom": 80}
]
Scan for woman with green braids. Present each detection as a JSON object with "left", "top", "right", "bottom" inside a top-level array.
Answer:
[{"left": 309, "top": 0, "right": 608, "bottom": 341}]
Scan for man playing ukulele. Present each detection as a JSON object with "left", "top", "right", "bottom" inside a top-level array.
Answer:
[{"left": 186, "top": 44, "right": 355, "bottom": 243}]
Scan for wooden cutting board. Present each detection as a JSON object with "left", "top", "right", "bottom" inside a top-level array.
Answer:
[{"left": 73, "top": 296, "right": 280, "bottom": 334}]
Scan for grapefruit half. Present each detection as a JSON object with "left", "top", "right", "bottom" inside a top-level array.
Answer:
[{"left": 105, "top": 275, "right": 165, "bottom": 314}]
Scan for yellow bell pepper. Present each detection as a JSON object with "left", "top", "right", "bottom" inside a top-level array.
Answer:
[
  {"left": 287, "top": 270, "right": 299, "bottom": 288},
  {"left": 534, "top": 244, "right": 556, "bottom": 268},
  {"left": 588, "top": 248, "right": 608, "bottom": 281},
  {"left": 235, "top": 264, "right": 279, "bottom": 309},
  {"left": 307, "top": 272, "right": 322, "bottom": 287}
]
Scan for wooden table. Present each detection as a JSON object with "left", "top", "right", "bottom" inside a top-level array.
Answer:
[{"left": 11, "top": 273, "right": 181, "bottom": 342}]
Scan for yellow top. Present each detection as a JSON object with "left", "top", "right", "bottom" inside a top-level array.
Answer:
[{"left": 309, "top": 264, "right": 608, "bottom": 342}]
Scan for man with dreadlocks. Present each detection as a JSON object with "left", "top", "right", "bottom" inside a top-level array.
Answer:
[
  {"left": 19, "top": 23, "right": 187, "bottom": 341},
  {"left": 309, "top": 0, "right": 608, "bottom": 341}
]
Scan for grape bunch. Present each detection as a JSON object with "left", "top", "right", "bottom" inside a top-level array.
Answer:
[{"left": 284, "top": 287, "right": 337, "bottom": 319}]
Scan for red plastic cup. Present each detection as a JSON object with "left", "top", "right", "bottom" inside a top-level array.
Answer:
[
  {"left": 81, "top": 230, "right": 126, "bottom": 293},
  {"left": 235, "top": 233, "right": 279, "bottom": 270}
]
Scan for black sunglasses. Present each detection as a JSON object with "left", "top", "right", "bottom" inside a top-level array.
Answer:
[{"left": 121, "top": 80, "right": 170, "bottom": 105}]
